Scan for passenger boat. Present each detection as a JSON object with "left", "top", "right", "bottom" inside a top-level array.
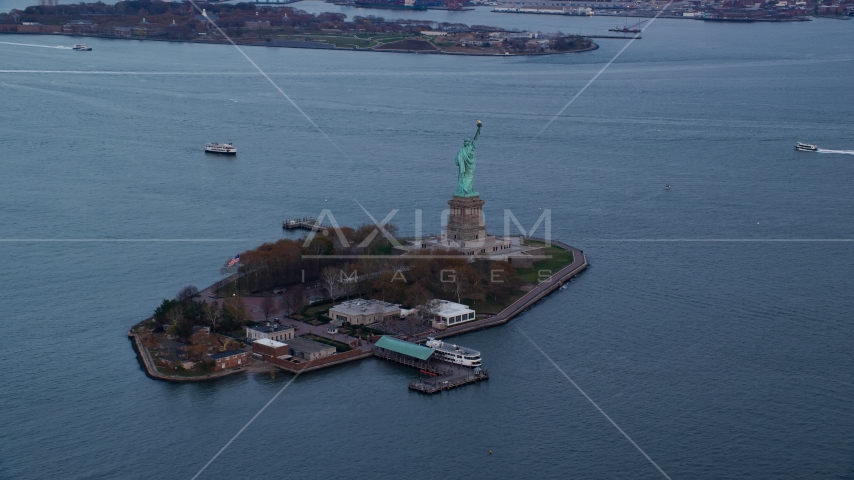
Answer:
[
  {"left": 795, "top": 142, "right": 818, "bottom": 152},
  {"left": 72, "top": 44, "right": 92, "bottom": 51},
  {"left": 204, "top": 142, "right": 236, "bottom": 154},
  {"left": 425, "top": 338, "right": 482, "bottom": 367}
]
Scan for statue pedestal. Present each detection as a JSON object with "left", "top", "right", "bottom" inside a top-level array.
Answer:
[{"left": 445, "top": 196, "right": 488, "bottom": 245}]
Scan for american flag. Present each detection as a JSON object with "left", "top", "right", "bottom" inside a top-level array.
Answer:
[{"left": 226, "top": 254, "right": 240, "bottom": 267}]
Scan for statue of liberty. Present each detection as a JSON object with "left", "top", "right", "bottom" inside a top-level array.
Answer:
[{"left": 454, "top": 120, "right": 482, "bottom": 198}]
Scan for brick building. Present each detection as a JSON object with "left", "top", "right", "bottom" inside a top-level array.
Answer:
[
  {"left": 208, "top": 349, "right": 248, "bottom": 370},
  {"left": 252, "top": 338, "right": 289, "bottom": 359}
]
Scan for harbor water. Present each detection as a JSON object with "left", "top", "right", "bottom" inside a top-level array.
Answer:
[{"left": 1, "top": 6, "right": 853, "bottom": 479}]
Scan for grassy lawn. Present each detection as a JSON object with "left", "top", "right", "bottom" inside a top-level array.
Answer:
[
  {"left": 302, "top": 301, "right": 333, "bottom": 318},
  {"left": 303, "top": 333, "right": 351, "bottom": 352},
  {"left": 516, "top": 243, "right": 575, "bottom": 284},
  {"left": 461, "top": 290, "right": 526, "bottom": 314},
  {"left": 274, "top": 34, "right": 372, "bottom": 48}
]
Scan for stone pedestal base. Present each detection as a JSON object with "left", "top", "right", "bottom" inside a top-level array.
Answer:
[{"left": 445, "top": 196, "right": 487, "bottom": 244}]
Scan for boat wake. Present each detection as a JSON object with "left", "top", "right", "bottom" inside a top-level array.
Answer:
[
  {"left": 0, "top": 41, "right": 72, "bottom": 49},
  {"left": 817, "top": 149, "right": 854, "bottom": 156}
]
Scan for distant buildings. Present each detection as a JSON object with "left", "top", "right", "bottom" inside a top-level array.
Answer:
[
  {"left": 243, "top": 18, "right": 271, "bottom": 29},
  {"left": 39, "top": 0, "right": 58, "bottom": 5},
  {"left": 329, "top": 299, "right": 401, "bottom": 327}
]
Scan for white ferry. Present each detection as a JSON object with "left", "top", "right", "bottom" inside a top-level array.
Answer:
[
  {"left": 72, "top": 44, "right": 92, "bottom": 51},
  {"left": 795, "top": 142, "right": 818, "bottom": 152},
  {"left": 204, "top": 142, "right": 236, "bottom": 154},
  {"left": 425, "top": 338, "right": 482, "bottom": 367}
]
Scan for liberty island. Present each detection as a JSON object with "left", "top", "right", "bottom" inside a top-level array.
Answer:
[{"left": 128, "top": 120, "right": 587, "bottom": 386}]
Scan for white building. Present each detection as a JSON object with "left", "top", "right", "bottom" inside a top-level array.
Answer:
[
  {"left": 329, "top": 299, "right": 401, "bottom": 327},
  {"left": 427, "top": 300, "right": 476, "bottom": 329},
  {"left": 245, "top": 323, "right": 294, "bottom": 342}
]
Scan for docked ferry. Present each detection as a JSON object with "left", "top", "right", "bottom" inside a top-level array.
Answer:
[
  {"left": 204, "top": 142, "right": 236, "bottom": 154},
  {"left": 425, "top": 338, "right": 482, "bottom": 367},
  {"left": 795, "top": 142, "right": 818, "bottom": 152},
  {"left": 72, "top": 44, "right": 92, "bottom": 51}
]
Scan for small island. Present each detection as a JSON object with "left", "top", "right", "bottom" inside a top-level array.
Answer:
[
  {"left": 1, "top": 1, "right": 596, "bottom": 55},
  {"left": 128, "top": 122, "right": 588, "bottom": 391}
]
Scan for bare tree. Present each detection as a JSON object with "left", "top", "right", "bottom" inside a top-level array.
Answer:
[
  {"left": 165, "top": 306, "right": 183, "bottom": 327},
  {"left": 260, "top": 294, "right": 275, "bottom": 322},
  {"left": 201, "top": 300, "right": 221, "bottom": 332},
  {"left": 422, "top": 298, "right": 443, "bottom": 322},
  {"left": 278, "top": 286, "right": 305, "bottom": 317},
  {"left": 320, "top": 266, "right": 345, "bottom": 304}
]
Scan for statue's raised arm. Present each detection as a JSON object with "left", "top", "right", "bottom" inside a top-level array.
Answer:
[{"left": 473, "top": 120, "right": 482, "bottom": 142}]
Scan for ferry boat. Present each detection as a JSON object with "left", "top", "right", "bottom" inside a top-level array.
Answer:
[
  {"left": 795, "top": 142, "right": 818, "bottom": 152},
  {"left": 204, "top": 142, "right": 236, "bottom": 154},
  {"left": 72, "top": 44, "right": 92, "bottom": 51},
  {"left": 425, "top": 338, "right": 482, "bottom": 367}
]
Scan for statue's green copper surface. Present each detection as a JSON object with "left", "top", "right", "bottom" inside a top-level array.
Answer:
[{"left": 454, "top": 121, "right": 482, "bottom": 198}]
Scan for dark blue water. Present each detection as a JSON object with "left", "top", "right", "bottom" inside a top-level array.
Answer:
[{"left": 1, "top": 7, "right": 853, "bottom": 479}]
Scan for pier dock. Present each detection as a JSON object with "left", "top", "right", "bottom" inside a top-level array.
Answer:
[
  {"left": 373, "top": 335, "right": 489, "bottom": 394},
  {"left": 408, "top": 367, "right": 488, "bottom": 394},
  {"left": 282, "top": 217, "right": 333, "bottom": 231}
]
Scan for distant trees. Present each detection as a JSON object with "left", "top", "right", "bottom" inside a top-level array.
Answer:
[
  {"left": 176, "top": 285, "right": 199, "bottom": 301},
  {"left": 550, "top": 35, "right": 590, "bottom": 52}
]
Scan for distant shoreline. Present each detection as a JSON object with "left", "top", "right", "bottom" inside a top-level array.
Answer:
[{"left": 0, "top": 31, "right": 598, "bottom": 56}]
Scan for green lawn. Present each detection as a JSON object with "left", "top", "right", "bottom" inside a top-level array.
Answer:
[
  {"left": 302, "top": 301, "right": 333, "bottom": 318},
  {"left": 516, "top": 243, "right": 575, "bottom": 284},
  {"left": 461, "top": 294, "right": 524, "bottom": 314}
]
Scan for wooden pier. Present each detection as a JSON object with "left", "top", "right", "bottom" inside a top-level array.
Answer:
[
  {"left": 408, "top": 368, "right": 489, "bottom": 394},
  {"left": 282, "top": 217, "right": 332, "bottom": 231}
]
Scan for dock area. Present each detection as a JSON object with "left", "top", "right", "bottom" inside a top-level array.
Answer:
[
  {"left": 408, "top": 367, "right": 488, "bottom": 394},
  {"left": 373, "top": 335, "right": 488, "bottom": 394},
  {"left": 282, "top": 217, "right": 332, "bottom": 231}
]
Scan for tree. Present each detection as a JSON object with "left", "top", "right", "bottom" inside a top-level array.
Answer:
[
  {"left": 278, "top": 286, "right": 305, "bottom": 317},
  {"left": 221, "top": 297, "right": 250, "bottom": 331},
  {"left": 404, "top": 283, "right": 432, "bottom": 309},
  {"left": 201, "top": 300, "right": 221, "bottom": 332},
  {"left": 260, "top": 294, "right": 275, "bottom": 322},
  {"left": 165, "top": 306, "right": 183, "bottom": 328},
  {"left": 320, "top": 266, "right": 345, "bottom": 304},
  {"left": 176, "top": 285, "right": 199, "bottom": 301}
]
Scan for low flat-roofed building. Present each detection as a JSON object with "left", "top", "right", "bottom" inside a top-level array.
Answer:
[
  {"left": 288, "top": 337, "right": 335, "bottom": 361},
  {"left": 252, "top": 338, "right": 289, "bottom": 358},
  {"left": 427, "top": 300, "right": 476, "bottom": 329},
  {"left": 374, "top": 336, "right": 434, "bottom": 362},
  {"left": 246, "top": 323, "right": 294, "bottom": 342},
  {"left": 329, "top": 299, "right": 401, "bottom": 327},
  {"left": 208, "top": 349, "right": 247, "bottom": 370}
]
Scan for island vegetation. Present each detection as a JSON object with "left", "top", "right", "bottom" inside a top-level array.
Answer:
[{"left": 0, "top": 0, "right": 594, "bottom": 55}]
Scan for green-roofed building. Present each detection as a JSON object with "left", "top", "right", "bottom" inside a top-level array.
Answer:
[{"left": 373, "top": 336, "right": 434, "bottom": 366}]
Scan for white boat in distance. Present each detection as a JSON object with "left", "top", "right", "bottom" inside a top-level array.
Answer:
[
  {"left": 205, "top": 142, "right": 236, "bottom": 154},
  {"left": 72, "top": 44, "right": 92, "bottom": 51},
  {"left": 795, "top": 142, "right": 818, "bottom": 152},
  {"left": 425, "top": 338, "right": 482, "bottom": 367}
]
